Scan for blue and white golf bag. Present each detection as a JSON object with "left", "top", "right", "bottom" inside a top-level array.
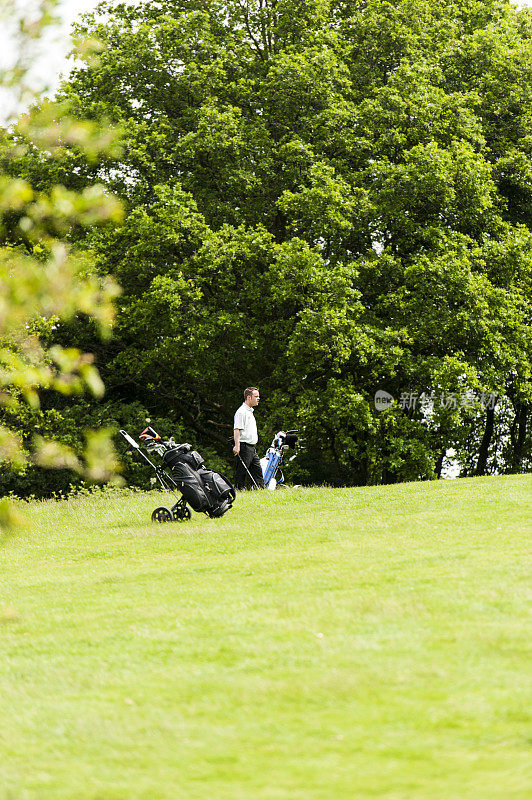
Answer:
[{"left": 260, "top": 430, "right": 298, "bottom": 490}]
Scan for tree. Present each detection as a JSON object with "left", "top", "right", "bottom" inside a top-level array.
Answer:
[
  {"left": 0, "top": 1, "right": 124, "bottom": 523},
  {"left": 7, "top": 0, "right": 532, "bottom": 489}
]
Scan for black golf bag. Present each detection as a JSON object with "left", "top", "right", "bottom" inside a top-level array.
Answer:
[{"left": 162, "top": 443, "right": 234, "bottom": 518}]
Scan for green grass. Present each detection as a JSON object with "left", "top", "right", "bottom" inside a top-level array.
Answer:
[{"left": 1, "top": 475, "right": 531, "bottom": 800}]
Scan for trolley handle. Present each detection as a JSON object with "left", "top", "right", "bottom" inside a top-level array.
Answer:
[
  {"left": 120, "top": 429, "right": 140, "bottom": 449},
  {"left": 120, "top": 429, "right": 157, "bottom": 469}
]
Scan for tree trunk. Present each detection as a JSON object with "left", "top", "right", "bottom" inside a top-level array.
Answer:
[
  {"left": 509, "top": 403, "right": 529, "bottom": 472},
  {"left": 475, "top": 406, "right": 495, "bottom": 475},
  {"left": 435, "top": 450, "right": 445, "bottom": 478}
]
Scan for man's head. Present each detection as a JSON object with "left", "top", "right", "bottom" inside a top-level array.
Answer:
[{"left": 244, "top": 386, "right": 260, "bottom": 407}]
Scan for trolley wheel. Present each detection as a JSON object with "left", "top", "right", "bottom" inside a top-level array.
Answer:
[
  {"left": 151, "top": 506, "right": 174, "bottom": 523},
  {"left": 173, "top": 505, "right": 191, "bottom": 521}
]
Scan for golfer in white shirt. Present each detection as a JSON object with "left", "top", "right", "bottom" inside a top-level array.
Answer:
[{"left": 233, "top": 387, "right": 264, "bottom": 489}]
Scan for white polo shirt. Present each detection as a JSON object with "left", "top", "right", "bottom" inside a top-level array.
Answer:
[{"left": 234, "top": 403, "right": 258, "bottom": 445}]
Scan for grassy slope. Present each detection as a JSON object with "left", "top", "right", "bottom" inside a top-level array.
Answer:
[{"left": 1, "top": 475, "right": 531, "bottom": 800}]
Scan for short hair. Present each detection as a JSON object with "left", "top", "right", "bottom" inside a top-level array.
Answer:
[{"left": 244, "top": 386, "right": 259, "bottom": 400}]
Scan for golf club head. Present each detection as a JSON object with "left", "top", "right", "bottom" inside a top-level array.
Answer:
[{"left": 139, "top": 426, "right": 161, "bottom": 442}]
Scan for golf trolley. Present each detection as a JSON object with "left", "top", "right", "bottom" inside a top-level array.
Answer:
[
  {"left": 120, "top": 427, "right": 236, "bottom": 522},
  {"left": 260, "top": 430, "right": 298, "bottom": 490}
]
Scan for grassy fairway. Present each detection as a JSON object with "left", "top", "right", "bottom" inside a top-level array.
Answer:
[{"left": 1, "top": 476, "right": 530, "bottom": 800}]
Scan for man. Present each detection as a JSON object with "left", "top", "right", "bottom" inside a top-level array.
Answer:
[{"left": 233, "top": 386, "right": 264, "bottom": 490}]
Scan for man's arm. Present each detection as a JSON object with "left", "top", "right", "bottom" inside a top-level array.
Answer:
[{"left": 233, "top": 427, "right": 241, "bottom": 455}]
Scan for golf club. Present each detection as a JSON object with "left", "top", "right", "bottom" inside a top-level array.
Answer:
[{"left": 237, "top": 452, "right": 262, "bottom": 490}]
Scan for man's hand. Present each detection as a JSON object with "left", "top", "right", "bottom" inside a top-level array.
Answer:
[
  {"left": 233, "top": 428, "right": 240, "bottom": 455},
  {"left": 233, "top": 443, "right": 240, "bottom": 455}
]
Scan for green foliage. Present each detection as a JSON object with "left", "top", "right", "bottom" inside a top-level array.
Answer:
[
  {"left": 0, "top": 1, "right": 126, "bottom": 512},
  {"left": 6, "top": 0, "right": 532, "bottom": 491}
]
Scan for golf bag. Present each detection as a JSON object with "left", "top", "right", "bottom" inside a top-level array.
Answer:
[
  {"left": 120, "top": 427, "right": 235, "bottom": 522},
  {"left": 260, "top": 430, "right": 298, "bottom": 490},
  {"left": 162, "top": 441, "right": 234, "bottom": 517}
]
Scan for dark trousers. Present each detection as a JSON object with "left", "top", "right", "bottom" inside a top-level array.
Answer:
[{"left": 235, "top": 442, "right": 264, "bottom": 490}]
